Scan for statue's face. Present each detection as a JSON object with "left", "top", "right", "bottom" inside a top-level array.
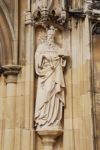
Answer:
[{"left": 47, "top": 33, "right": 55, "bottom": 44}]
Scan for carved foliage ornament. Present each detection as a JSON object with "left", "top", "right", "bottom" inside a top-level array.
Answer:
[
  {"left": 92, "top": 22, "right": 100, "bottom": 35},
  {"left": 86, "top": 0, "right": 100, "bottom": 12},
  {"left": 93, "top": 0, "right": 100, "bottom": 10}
]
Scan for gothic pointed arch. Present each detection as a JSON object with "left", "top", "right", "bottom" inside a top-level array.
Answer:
[{"left": 0, "top": 1, "right": 16, "bottom": 66}]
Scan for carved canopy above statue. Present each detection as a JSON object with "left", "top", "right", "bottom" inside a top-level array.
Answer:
[{"left": 32, "top": 0, "right": 69, "bottom": 30}]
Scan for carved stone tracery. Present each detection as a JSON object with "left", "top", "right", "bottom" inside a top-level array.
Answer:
[{"left": 32, "top": 0, "right": 70, "bottom": 30}]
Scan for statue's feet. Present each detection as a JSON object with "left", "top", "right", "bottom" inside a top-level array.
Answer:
[{"left": 36, "top": 123, "right": 62, "bottom": 131}]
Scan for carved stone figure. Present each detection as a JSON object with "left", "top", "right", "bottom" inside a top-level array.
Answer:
[{"left": 35, "top": 26, "right": 67, "bottom": 130}]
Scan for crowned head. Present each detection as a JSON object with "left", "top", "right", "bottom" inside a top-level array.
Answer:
[
  {"left": 47, "top": 26, "right": 56, "bottom": 36},
  {"left": 47, "top": 26, "right": 57, "bottom": 43}
]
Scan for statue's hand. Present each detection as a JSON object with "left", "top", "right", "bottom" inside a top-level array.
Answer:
[
  {"left": 58, "top": 54, "right": 63, "bottom": 57},
  {"left": 42, "top": 55, "right": 46, "bottom": 59},
  {"left": 51, "top": 65, "right": 55, "bottom": 70},
  {"left": 39, "top": 66, "right": 43, "bottom": 69},
  {"left": 62, "top": 55, "right": 67, "bottom": 59},
  {"left": 58, "top": 50, "right": 68, "bottom": 58},
  {"left": 59, "top": 54, "right": 67, "bottom": 59}
]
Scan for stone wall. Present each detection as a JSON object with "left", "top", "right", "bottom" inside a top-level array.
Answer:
[{"left": 0, "top": 0, "right": 98, "bottom": 150}]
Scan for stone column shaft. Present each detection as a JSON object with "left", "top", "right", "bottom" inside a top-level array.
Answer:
[
  {"left": 44, "top": 144, "right": 54, "bottom": 150},
  {"left": 43, "top": 139, "right": 55, "bottom": 150},
  {"left": 25, "top": 10, "right": 36, "bottom": 150},
  {"left": 2, "top": 65, "right": 21, "bottom": 128},
  {"left": 1, "top": 65, "right": 21, "bottom": 150},
  {"left": 25, "top": 11, "right": 35, "bottom": 128}
]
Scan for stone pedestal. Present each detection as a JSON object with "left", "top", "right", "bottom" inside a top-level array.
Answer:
[{"left": 37, "top": 129, "right": 63, "bottom": 150}]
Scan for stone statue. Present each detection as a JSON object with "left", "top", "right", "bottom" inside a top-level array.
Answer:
[{"left": 35, "top": 26, "right": 67, "bottom": 130}]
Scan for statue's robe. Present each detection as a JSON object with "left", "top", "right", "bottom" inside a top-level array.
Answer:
[{"left": 35, "top": 42, "right": 66, "bottom": 128}]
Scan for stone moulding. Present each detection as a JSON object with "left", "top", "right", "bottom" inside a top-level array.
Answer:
[
  {"left": 69, "top": 8, "right": 86, "bottom": 19},
  {"left": 2, "top": 65, "right": 21, "bottom": 83}
]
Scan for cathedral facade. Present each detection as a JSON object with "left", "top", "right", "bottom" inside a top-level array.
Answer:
[{"left": 0, "top": 0, "right": 100, "bottom": 150}]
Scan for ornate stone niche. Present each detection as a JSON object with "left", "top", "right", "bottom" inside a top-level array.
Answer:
[{"left": 30, "top": 2, "right": 71, "bottom": 150}]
